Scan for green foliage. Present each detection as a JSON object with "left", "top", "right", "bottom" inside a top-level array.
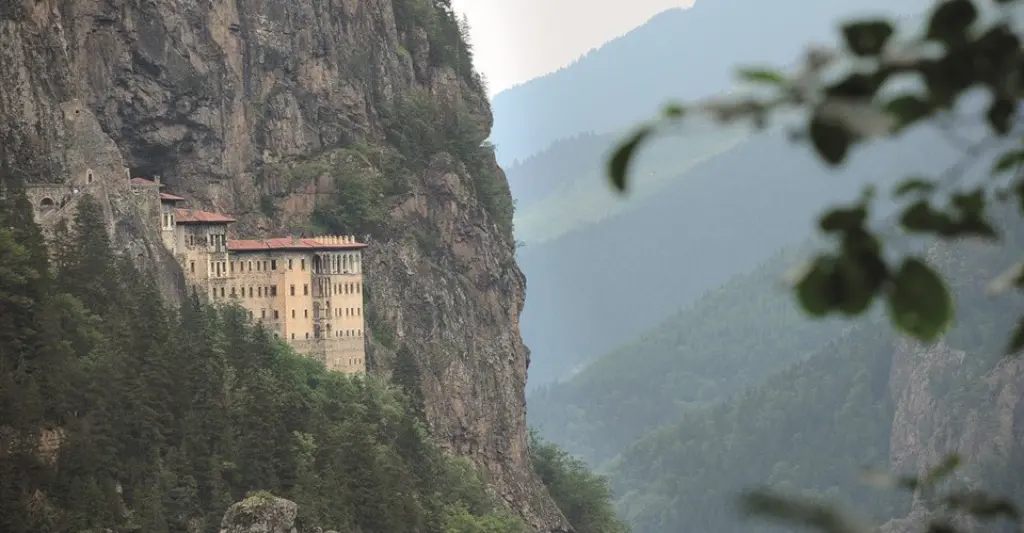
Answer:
[
  {"left": 607, "top": 0, "right": 1024, "bottom": 352},
  {"left": 606, "top": 318, "right": 908, "bottom": 533},
  {"left": 442, "top": 504, "right": 527, "bottom": 533},
  {"left": 382, "top": 90, "right": 514, "bottom": 236},
  {"left": 391, "top": 0, "right": 483, "bottom": 90},
  {"left": 529, "top": 431, "right": 630, "bottom": 533},
  {"left": 0, "top": 185, "right": 522, "bottom": 533}
]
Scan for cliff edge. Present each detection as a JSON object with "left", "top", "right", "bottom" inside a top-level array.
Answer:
[{"left": 0, "top": 1, "right": 567, "bottom": 530}]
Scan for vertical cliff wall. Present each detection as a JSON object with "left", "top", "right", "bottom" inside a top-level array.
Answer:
[
  {"left": 0, "top": 1, "right": 568, "bottom": 530},
  {"left": 882, "top": 231, "right": 1024, "bottom": 533}
]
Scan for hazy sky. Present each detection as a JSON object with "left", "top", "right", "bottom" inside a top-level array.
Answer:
[{"left": 450, "top": 0, "right": 696, "bottom": 96}]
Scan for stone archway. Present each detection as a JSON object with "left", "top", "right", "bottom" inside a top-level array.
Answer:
[{"left": 39, "top": 197, "right": 55, "bottom": 210}]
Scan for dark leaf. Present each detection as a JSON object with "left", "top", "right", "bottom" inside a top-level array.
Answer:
[
  {"left": 927, "top": 0, "right": 978, "bottom": 44},
  {"left": 1008, "top": 318, "right": 1024, "bottom": 355},
  {"left": 992, "top": 149, "right": 1024, "bottom": 174},
  {"left": 922, "top": 455, "right": 961, "bottom": 487},
  {"left": 835, "top": 251, "right": 887, "bottom": 315},
  {"left": 986, "top": 98, "right": 1016, "bottom": 135},
  {"left": 663, "top": 104, "right": 686, "bottom": 118},
  {"left": 893, "top": 178, "right": 936, "bottom": 197},
  {"left": 886, "top": 95, "right": 934, "bottom": 130},
  {"left": 809, "top": 116, "right": 853, "bottom": 165},
  {"left": 943, "top": 491, "right": 1021, "bottom": 520},
  {"left": 819, "top": 206, "right": 867, "bottom": 233},
  {"left": 887, "top": 259, "right": 953, "bottom": 342},
  {"left": 739, "top": 490, "right": 861, "bottom": 533},
  {"left": 608, "top": 126, "right": 654, "bottom": 192},
  {"left": 900, "top": 201, "right": 952, "bottom": 234},
  {"left": 827, "top": 73, "right": 882, "bottom": 99},
  {"left": 953, "top": 216, "right": 999, "bottom": 239},
  {"left": 950, "top": 189, "right": 986, "bottom": 216},
  {"left": 737, "top": 67, "right": 787, "bottom": 85},
  {"left": 842, "top": 20, "right": 895, "bottom": 57},
  {"left": 796, "top": 257, "right": 838, "bottom": 316},
  {"left": 927, "top": 519, "right": 958, "bottom": 533}
]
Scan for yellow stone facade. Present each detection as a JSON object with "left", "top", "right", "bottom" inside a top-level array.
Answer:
[{"left": 155, "top": 180, "right": 367, "bottom": 374}]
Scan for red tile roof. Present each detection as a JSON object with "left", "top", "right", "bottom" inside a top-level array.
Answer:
[
  {"left": 174, "top": 208, "right": 235, "bottom": 224},
  {"left": 228, "top": 237, "right": 366, "bottom": 252},
  {"left": 131, "top": 177, "right": 162, "bottom": 187},
  {"left": 160, "top": 192, "right": 186, "bottom": 202}
]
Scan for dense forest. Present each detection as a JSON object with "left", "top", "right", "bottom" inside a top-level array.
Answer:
[
  {"left": 527, "top": 244, "right": 849, "bottom": 467},
  {"left": 530, "top": 203, "right": 1024, "bottom": 533},
  {"left": 0, "top": 177, "right": 626, "bottom": 533}
]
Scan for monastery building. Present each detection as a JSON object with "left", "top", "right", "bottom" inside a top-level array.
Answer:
[{"left": 149, "top": 180, "right": 367, "bottom": 374}]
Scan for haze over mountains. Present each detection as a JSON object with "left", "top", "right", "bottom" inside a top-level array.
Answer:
[
  {"left": 498, "top": 4, "right": 1024, "bottom": 533},
  {"left": 496, "top": 0, "right": 935, "bottom": 386},
  {"left": 490, "top": 0, "right": 930, "bottom": 167}
]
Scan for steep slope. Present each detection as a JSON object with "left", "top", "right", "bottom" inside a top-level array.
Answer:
[
  {"left": 489, "top": 0, "right": 931, "bottom": 166},
  {"left": 603, "top": 208, "right": 1024, "bottom": 533},
  {"left": 527, "top": 243, "right": 848, "bottom": 468},
  {"left": 519, "top": 125, "right": 959, "bottom": 386},
  {"left": 0, "top": 1, "right": 564, "bottom": 530}
]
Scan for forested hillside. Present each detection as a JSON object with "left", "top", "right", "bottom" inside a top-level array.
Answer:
[
  {"left": 561, "top": 204, "right": 1024, "bottom": 533},
  {"left": 0, "top": 179, "right": 624, "bottom": 533},
  {"left": 519, "top": 125, "right": 959, "bottom": 386},
  {"left": 527, "top": 244, "right": 848, "bottom": 467},
  {"left": 610, "top": 319, "right": 907, "bottom": 533}
]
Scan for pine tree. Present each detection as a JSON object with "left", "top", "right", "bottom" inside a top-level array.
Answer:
[{"left": 392, "top": 344, "right": 427, "bottom": 422}]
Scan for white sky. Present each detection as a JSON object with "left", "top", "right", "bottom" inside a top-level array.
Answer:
[{"left": 450, "top": 0, "right": 696, "bottom": 96}]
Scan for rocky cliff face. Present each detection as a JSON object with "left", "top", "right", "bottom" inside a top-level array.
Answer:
[
  {"left": 882, "top": 236, "right": 1024, "bottom": 533},
  {"left": 0, "top": 1, "right": 567, "bottom": 531}
]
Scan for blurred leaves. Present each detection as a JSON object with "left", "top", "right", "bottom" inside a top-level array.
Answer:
[
  {"left": 743, "top": 455, "right": 1020, "bottom": 533},
  {"left": 605, "top": 0, "right": 1024, "bottom": 348}
]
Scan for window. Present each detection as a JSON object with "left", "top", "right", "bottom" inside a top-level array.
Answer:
[
  {"left": 190, "top": 261, "right": 195, "bottom": 273},
  {"left": 256, "top": 261, "right": 261, "bottom": 271},
  {"left": 274, "top": 310, "right": 279, "bottom": 319},
  {"left": 303, "top": 284, "right": 309, "bottom": 296},
  {"left": 291, "top": 333, "right": 295, "bottom": 340},
  {"left": 271, "top": 285, "right": 277, "bottom": 296},
  {"left": 291, "top": 310, "right": 296, "bottom": 318},
  {"left": 230, "top": 262, "right": 234, "bottom": 273},
  {"left": 301, "top": 259, "right": 306, "bottom": 270},
  {"left": 231, "top": 287, "right": 237, "bottom": 297},
  {"left": 305, "top": 332, "right": 309, "bottom": 339},
  {"left": 258, "top": 287, "right": 262, "bottom": 297},
  {"left": 290, "top": 285, "right": 295, "bottom": 296},
  {"left": 261, "top": 309, "right": 266, "bottom": 319},
  {"left": 263, "top": 260, "right": 268, "bottom": 271},
  {"left": 304, "top": 309, "right": 308, "bottom": 318},
  {"left": 271, "top": 259, "right": 277, "bottom": 270},
  {"left": 248, "top": 261, "right": 252, "bottom": 271},
  {"left": 288, "top": 258, "right": 293, "bottom": 269},
  {"left": 248, "top": 287, "right": 253, "bottom": 297},
  {"left": 221, "top": 287, "right": 225, "bottom": 297},
  {"left": 356, "top": 282, "right": 361, "bottom": 293}
]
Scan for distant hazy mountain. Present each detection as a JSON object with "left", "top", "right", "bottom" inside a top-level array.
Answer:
[
  {"left": 490, "top": 0, "right": 931, "bottom": 167},
  {"left": 518, "top": 125, "right": 959, "bottom": 387}
]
